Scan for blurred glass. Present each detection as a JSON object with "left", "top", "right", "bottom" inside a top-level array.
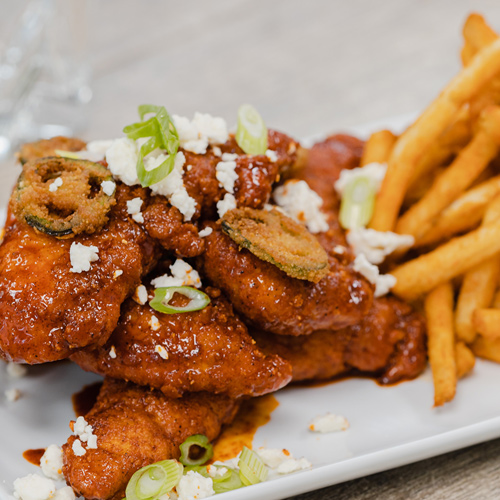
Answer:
[{"left": 0, "top": 0, "right": 91, "bottom": 159}]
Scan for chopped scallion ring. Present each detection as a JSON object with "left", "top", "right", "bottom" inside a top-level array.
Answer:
[
  {"left": 212, "top": 468, "right": 244, "bottom": 493},
  {"left": 125, "top": 460, "right": 183, "bottom": 500},
  {"left": 236, "top": 104, "right": 268, "bottom": 155},
  {"left": 123, "top": 104, "right": 179, "bottom": 187},
  {"left": 179, "top": 434, "right": 214, "bottom": 466},
  {"left": 339, "top": 176, "right": 376, "bottom": 229},
  {"left": 150, "top": 287, "right": 210, "bottom": 315},
  {"left": 238, "top": 446, "right": 268, "bottom": 486}
]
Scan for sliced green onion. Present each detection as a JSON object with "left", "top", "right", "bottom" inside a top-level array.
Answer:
[
  {"left": 123, "top": 104, "right": 179, "bottom": 187},
  {"left": 238, "top": 446, "right": 268, "bottom": 486},
  {"left": 339, "top": 176, "right": 376, "bottom": 229},
  {"left": 125, "top": 460, "right": 183, "bottom": 500},
  {"left": 183, "top": 465, "right": 244, "bottom": 493},
  {"left": 150, "top": 287, "right": 210, "bottom": 315},
  {"left": 54, "top": 149, "right": 81, "bottom": 159},
  {"left": 179, "top": 434, "right": 214, "bottom": 466},
  {"left": 236, "top": 104, "right": 268, "bottom": 155}
]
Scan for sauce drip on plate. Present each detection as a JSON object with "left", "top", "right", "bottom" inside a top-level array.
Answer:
[
  {"left": 23, "top": 448, "right": 45, "bottom": 466},
  {"left": 72, "top": 381, "right": 103, "bottom": 417}
]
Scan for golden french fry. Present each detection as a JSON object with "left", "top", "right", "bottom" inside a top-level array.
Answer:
[
  {"left": 471, "top": 335, "right": 500, "bottom": 362},
  {"left": 391, "top": 222, "right": 500, "bottom": 301},
  {"left": 462, "top": 13, "right": 498, "bottom": 66},
  {"left": 416, "top": 176, "right": 500, "bottom": 247},
  {"left": 472, "top": 308, "right": 500, "bottom": 340},
  {"left": 369, "top": 37, "right": 500, "bottom": 232},
  {"left": 396, "top": 106, "right": 500, "bottom": 239},
  {"left": 456, "top": 341, "right": 476, "bottom": 378},
  {"left": 425, "top": 282, "right": 457, "bottom": 406},
  {"left": 360, "top": 130, "right": 397, "bottom": 166}
]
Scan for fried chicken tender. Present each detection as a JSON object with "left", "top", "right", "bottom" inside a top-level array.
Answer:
[
  {"left": 253, "top": 296, "right": 427, "bottom": 384},
  {"left": 63, "top": 378, "right": 239, "bottom": 500},
  {"left": 71, "top": 288, "right": 292, "bottom": 398},
  {"left": 0, "top": 184, "right": 160, "bottom": 363}
]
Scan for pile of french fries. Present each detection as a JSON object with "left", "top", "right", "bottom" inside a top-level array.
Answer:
[{"left": 365, "top": 13, "right": 500, "bottom": 406}]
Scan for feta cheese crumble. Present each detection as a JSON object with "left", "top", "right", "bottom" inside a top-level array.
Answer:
[
  {"left": 333, "top": 245, "right": 346, "bottom": 255},
  {"left": 113, "top": 269, "right": 123, "bottom": 278},
  {"left": 216, "top": 193, "right": 236, "bottom": 218},
  {"left": 334, "top": 162, "right": 387, "bottom": 196},
  {"left": 53, "top": 487, "right": 75, "bottom": 500},
  {"left": 7, "top": 362, "right": 27, "bottom": 378},
  {"left": 273, "top": 180, "right": 329, "bottom": 234},
  {"left": 69, "top": 243, "right": 99, "bottom": 273},
  {"left": 256, "top": 448, "right": 312, "bottom": 475},
  {"left": 212, "top": 146, "right": 222, "bottom": 157},
  {"left": 207, "top": 465, "right": 228, "bottom": 478},
  {"left": 72, "top": 440, "right": 86, "bottom": 457},
  {"left": 5, "top": 388, "right": 21, "bottom": 402},
  {"left": 353, "top": 254, "right": 396, "bottom": 297},
  {"left": 73, "top": 416, "right": 98, "bottom": 451},
  {"left": 49, "top": 177, "right": 63, "bottom": 193},
  {"left": 133, "top": 284, "right": 148, "bottom": 305},
  {"left": 215, "top": 160, "right": 238, "bottom": 193},
  {"left": 106, "top": 137, "right": 140, "bottom": 186},
  {"left": 109, "top": 346, "right": 117, "bottom": 359},
  {"left": 13, "top": 474, "right": 56, "bottom": 500},
  {"left": 309, "top": 413, "right": 349, "bottom": 433},
  {"left": 150, "top": 315, "right": 161, "bottom": 331},
  {"left": 347, "top": 228, "right": 414, "bottom": 265},
  {"left": 265, "top": 149, "right": 278, "bottom": 162},
  {"left": 101, "top": 180, "right": 116, "bottom": 196},
  {"left": 177, "top": 471, "right": 214, "bottom": 500},
  {"left": 40, "top": 445, "right": 64, "bottom": 481},
  {"left": 198, "top": 227, "right": 213, "bottom": 238},
  {"left": 127, "top": 197, "right": 144, "bottom": 224},
  {"left": 151, "top": 259, "right": 202, "bottom": 289},
  {"left": 155, "top": 345, "right": 169, "bottom": 360},
  {"left": 221, "top": 152, "right": 238, "bottom": 161}
]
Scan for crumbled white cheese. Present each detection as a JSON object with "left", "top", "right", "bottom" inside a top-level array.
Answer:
[
  {"left": 133, "top": 285, "right": 148, "bottom": 305},
  {"left": 265, "top": 149, "right": 278, "bottom": 162},
  {"left": 347, "top": 228, "right": 414, "bottom": 265},
  {"left": 150, "top": 315, "right": 161, "bottom": 331},
  {"left": 106, "top": 137, "right": 140, "bottom": 186},
  {"left": 198, "top": 227, "right": 213, "bottom": 238},
  {"left": 207, "top": 465, "right": 228, "bottom": 478},
  {"left": 216, "top": 160, "right": 238, "bottom": 194},
  {"left": 69, "top": 243, "right": 99, "bottom": 273},
  {"left": 216, "top": 193, "right": 236, "bottom": 218},
  {"left": 127, "top": 197, "right": 144, "bottom": 224},
  {"left": 7, "top": 362, "right": 27, "bottom": 378},
  {"left": 221, "top": 152, "right": 238, "bottom": 161},
  {"left": 71, "top": 440, "right": 86, "bottom": 457},
  {"left": 256, "top": 448, "right": 312, "bottom": 475},
  {"left": 333, "top": 245, "right": 346, "bottom": 255},
  {"left": 149, "top": 152, "right": 197, "bottom": 221},
  {"left": 353, "top": 254, "right": 396, "bottom": 297},
  {"left": 212, "top": 146, "right": 222, "bottom": 157},
  {"left": 73, "top": 416, "right": 98, "bottom": 450},
  {"left": 155, "top": 345, "right": 169, "bottom": 360},
  {"left": 53, "top": 487, "right": 75, "bottom": 500},
  {"left": 5, "top": 388, "right": 21, "bottom": 402},
  {"left": 177, "top": 471, "right": 214, "bottom": 500},
  {"left": 309, "top": 413, "right": 349, "bottom": 433},
  {"left": 113, "top": 269, "right": 123, "bottom": 278},
  {"left": 273, "top": 180, "right": 329, "bottom": 234},
  {"left": 40, "top": 445, "right": 64, "bottom": 481},
  {"left": 334, "top": 162, "right": 387, "bottom": 196},
  {"left": 101, "top": 180, "right": 116, "bottom": 196},
  {"left": 49, "top": 177, "right": 63, "bottom": 193},
  {"left": 86, "top": 139, "right": 115, "bottom": 157},
  {"left": 13, "top": 474, "right": 56, "bottom": 500},
  {"left": 151, "top": 259, "right": 202, "bottom": 289},
  {"left": 109, "top": 346, "right": 117, "bottom": 359}
]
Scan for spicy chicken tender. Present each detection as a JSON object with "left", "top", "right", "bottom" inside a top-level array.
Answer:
[
  {"left": 71, "top": 288, "right": 292, "bottom": 398},
  {"left": 62, "top": 378, "right": 239, "bottom": 500},
  {"left": 253, "top": 296, "right": 426, "bottom": 385},
  {"left": 0, "top": 184, "right": 160, "bottom": 363}
]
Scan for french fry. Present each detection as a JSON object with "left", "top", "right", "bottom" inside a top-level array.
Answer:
[
  {"left": 360, "top": 130, "right": 397, "bottom": 166},
  {"left": 472, "top": 309, "right": 500, "bottom": 340},
  {"left": 391, "top": 222, "right": 500, "bottom": 301},
  {"left": 396, "top": 106, "right": 500, "bottom": 240},
  {"left": 471, "top": 335, "right": 500, "bottom": 363},
  {"left": 455, "top": 341, "right": 476, "bottom": 379},
  {"left": 369, "top": 37, "right": 500, "bottom": 232},
  {"left": 425, "top": 282, "right": 457, "bottom": 406},
  {"left": 461, "top": 13, "right": 498, "bottom": 66},
  {"left": 416, "top": 176, "right": 500, "bottom": 247}
]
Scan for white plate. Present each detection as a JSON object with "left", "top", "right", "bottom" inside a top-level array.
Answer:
[{"left": 2, "top": 116, "right": 500, "bottom": 500}]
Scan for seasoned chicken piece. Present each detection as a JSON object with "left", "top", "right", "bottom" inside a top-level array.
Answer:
[
  {"left": 71, "top": 288, "right": 292, "bottom": 398},
  {"left": 198, "top": 224, "right": 373, "bottom": 336},
  {"left": 253, "top": 296, "right": 427, "bottom": 384},
  {"left": 62, "top": 378, "right": 239, "bottom": 500},
  {"left": 0, "top": 184, "right": 160, "bottom": 363}
]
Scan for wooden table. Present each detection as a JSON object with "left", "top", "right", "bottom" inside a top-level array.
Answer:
[{"left": 2, "top": 1, "right": 500, "bottom": 498}]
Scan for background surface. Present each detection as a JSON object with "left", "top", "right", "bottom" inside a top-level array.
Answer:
[{"left": 2, "top": 1, "right": 500, "bottom": 498}]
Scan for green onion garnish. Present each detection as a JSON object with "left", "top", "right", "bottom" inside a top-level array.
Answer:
[
  {"left": 150, "top": 287, "right": 210, "bottom": 315},
  {"left": 235, "top": 104, "right": 268, "bottom": 155},
  {"left": 238, "top": 446, "right": 268, "bottom": 486},
  {"left": 179, "top": 434, "right": 214, "bottom": 466},
  {"left": 125, "top": 460, "right": 183, "bottom": 500},
  {"left": 123, "top": 104, "right": 179, "bottom": 187},
  {"left": 339, "top": 176, "right": 376, "bottom": 230},
  {"left": 183, "top": 465, "right": 244, "bottom": 493}
]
